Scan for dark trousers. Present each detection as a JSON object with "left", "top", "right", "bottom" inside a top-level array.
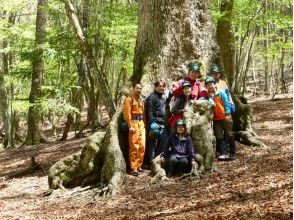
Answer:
[
  {"left": 168, "top": 156, "right": 189, "bottom": 176},
  {"left": 213, "top": 119, "right": 236, "bottom": 155},
  {"left": 147, "top": 127, "right": 168, "bottom": 163}
]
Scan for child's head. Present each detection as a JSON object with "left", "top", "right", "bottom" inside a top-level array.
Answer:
[
  {"left": 205, "top": 76, "right": 216, "bottom": 94},
  {"left": 210, "top": 65, "right": 221, "bottom": 80},
  {"left": 175, "top": 119, "right": 187, "bottom": 134},
  {"left": 181, "top": 80, "right": 192, "bottom": 96}
]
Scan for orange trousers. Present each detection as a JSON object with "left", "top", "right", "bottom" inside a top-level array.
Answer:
[{"left": 128, "top": 120, "right": 145, "bottom": 171}]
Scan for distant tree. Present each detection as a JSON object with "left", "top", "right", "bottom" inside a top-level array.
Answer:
[{"left": 26, "top": 0, "right": 48, "bottom": 145}]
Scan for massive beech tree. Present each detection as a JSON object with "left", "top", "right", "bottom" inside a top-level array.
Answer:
[
  {"left": 132, "top": 0, "right": 217, "bottom": 83},
  {"left": 26, "top": 0, "right": 48, "bottom": 145},
  {"left": 48, "top": 0, "right": 264, "bottom": 196},
  {"left": 49, "top": 0, "right": 217, "bottom": 196}
]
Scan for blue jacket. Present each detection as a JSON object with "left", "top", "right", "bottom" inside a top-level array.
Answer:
[{"left": 161, "top": 134, "right": 195, "bottom": 161}]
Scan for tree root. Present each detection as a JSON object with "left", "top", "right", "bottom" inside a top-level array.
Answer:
[
  {"left": 8, "top": 156, "right": 42, "bottom": 179},
  {"left": 235, "top": 130, "right": 267, "bottom": 147}
]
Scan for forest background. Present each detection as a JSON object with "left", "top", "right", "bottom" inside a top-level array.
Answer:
[
  {"left": 0, "top": 0, "right": 292, "bottom": 147},
  {"left": 0, "top": 0, "right": 293, "bottom": 219}
]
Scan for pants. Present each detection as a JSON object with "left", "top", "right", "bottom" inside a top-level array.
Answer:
[
  {"left": 213, "top": 119, "right": 235, "bottom": 155},
  {"left": 168, "top": 156, "right": 189, "bottom": 176},
  {"left": 147, "top": 126, "right": 168, "bottom": 163},
  {"left": 129, "top": 120, "right": 145, "bottom": 171}
]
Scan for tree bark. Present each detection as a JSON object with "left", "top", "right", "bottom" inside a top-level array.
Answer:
[
  {"left": 216, "top": 0, "right": 265, "bottom": 147},
  {"left": 232, "top": 95, "right": 266, "bottom": 147},
  {"left": 132, "top": 0, "right": 217, "bottom": 85},
  {"left": 0, "top": 39, "right": 11, "bottom": 148},
  {"left": 26, "top": 0, "right": 48, "bottom": 145},
  {"left": 216, "top": 0, "right": 235, "bottom": 89},
  {"left": 48, "top": 0, "right": 220, "bottom": 196}
]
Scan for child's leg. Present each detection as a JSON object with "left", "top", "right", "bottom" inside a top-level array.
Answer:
[
  {"left": 178, "top": 157, "right": 189, "bottom": 175},
  {"left": 224, "top": 118, "right": 235, "bottom": 156},
  {"left": 213, "top": 120, "right": 228, "bottom": 155},
  {"left": 168, "top": 155, "right": 178, "bottom": 176}
]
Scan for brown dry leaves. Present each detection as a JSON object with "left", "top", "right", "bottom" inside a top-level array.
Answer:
[{"left": 0, "top": 98, "right": 292, "bottom": 220}]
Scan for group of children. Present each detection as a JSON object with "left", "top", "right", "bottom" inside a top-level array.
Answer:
[{"left": 122, "top": 62, "right": 236, "bottom": 177}]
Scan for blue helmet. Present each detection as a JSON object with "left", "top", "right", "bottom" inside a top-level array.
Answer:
[
  {"left": 188, "top": 63, "right": 200, "bottom": 72},
  {"left": 211, "top": 65, "right": 221, "bottom": 73},
  {"left": 176, "top": 119, "right": 186, "bottom": 127},
  {"left": 205, "top": 76, "right": 216, "bottom": 85},
  {"left": 182, "top": 80, "right": 191, "bottom": 88}
]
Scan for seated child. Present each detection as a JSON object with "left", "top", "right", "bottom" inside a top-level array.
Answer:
[{"left": 160, "top": 119, "right": 196, "bottom": 176}]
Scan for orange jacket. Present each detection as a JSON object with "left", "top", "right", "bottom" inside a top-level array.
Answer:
[
  {"left": 213, "top": 91, "right": 231, "bottom": 121},
  {"left": 123, "top": 95, "right": 145, "bottom": 127}
]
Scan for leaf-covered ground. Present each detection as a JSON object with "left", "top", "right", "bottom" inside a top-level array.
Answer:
[{"left": 0, "top": 97, "right": 292, "bottom": 220}]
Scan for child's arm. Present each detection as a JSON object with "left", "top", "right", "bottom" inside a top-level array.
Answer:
[{"left": 220, "top": 91, "right": 231, "bottom": 115}]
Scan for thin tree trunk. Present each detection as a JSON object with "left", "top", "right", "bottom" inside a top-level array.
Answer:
[
  {"left": 280, "top": 32, "right": 288, "bottom": 93},
  {"left": 216, "top": 0, "right": 235, "bottom": 89},
  {"left": 62, "top": 0, "right": 115, "bottom": 117},
  {"left": 263, "top": 2, "right": 269, "bottom": 92},
  {"left": 0, "top": 36, "right": 11, "bottom": 148},
  {"left": 242, "top": 30, "right": 257, "bottom": 96},
  {"left": 26, "top": 0, "right": 48, "bottom": 145}
]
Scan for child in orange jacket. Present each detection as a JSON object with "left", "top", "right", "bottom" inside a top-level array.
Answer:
[{"left": 205, "top": 76, "right": 236, "bottom": 161}]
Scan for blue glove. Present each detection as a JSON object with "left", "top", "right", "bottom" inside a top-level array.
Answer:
[
  {"left": 208, "top": 97, "right": 215, "bottom": 106},
  {"left": 150, "top": 122, "right": 160, "bottom": 131},
  {"left": 230, "top": 103, "right": 235, "bottom": 113}
]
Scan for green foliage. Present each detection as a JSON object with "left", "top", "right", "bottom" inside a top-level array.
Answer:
[
  {"left": 211, "top": 0, "right": 292, "bottom": 79},
  {"left": 38, "top": 98, "right": 80, "bottom": 117}
]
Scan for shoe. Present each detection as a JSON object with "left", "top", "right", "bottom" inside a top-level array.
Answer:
[
  {"left": 218, "top": 154, "right": 229, "bottom": 161},
  {"left": 130, "top": 170, "right": 139, "bottom": 176},
  {"left": 229, "top": 154, "right": 236, "bottom": 160}
]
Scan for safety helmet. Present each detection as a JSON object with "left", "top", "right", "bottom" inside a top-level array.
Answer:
[
  {"left": 175, "top": 119, "right": 186, "bottom": 127},
  {"left": 182, "top": 80, "right": 191, "bottom": 88},
  {"left": 188, "top": 63, "right": 200, "bottom": 72},
  {"left": 205, "top": 76, "right": 216, "bottom": 85},
  {"left": 211, "top": 65, "right": 221, "bottom": 73}
]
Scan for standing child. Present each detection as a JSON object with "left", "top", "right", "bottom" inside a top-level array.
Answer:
[{"left": 205, "top": 76, "right": 236, "bottom": 161}]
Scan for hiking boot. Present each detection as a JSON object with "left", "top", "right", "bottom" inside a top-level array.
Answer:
[
  {"left": 130, "top": 170, "right": 139, "bottom": 176},
  {"left": 218, "top": 154, "right": 229, "bottom": 161}
]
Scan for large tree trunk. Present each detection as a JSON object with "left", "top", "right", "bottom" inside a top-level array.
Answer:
[
  {"left": 48, "top": 0, "right": 219, "bottom": 196},
  {"left": 132, "top": 0, "right": 217, "bottom": 85},
  {"left": 26, "top": 0, "right": 48, "bottom": 145}
]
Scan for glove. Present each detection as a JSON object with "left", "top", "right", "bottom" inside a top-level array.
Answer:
[
  {"left": 150, "top": 122, "right": 160, "bottom": 131},
  {"left": 208, "top": 98, "right": 215, "bottom": 106},
  {"left": 230, "top": 103, "right": 235, "bottom": 113}
]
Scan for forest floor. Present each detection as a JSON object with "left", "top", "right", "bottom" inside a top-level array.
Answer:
[{"left": 0, "top": 96, "right": 292, "bottom": 220}]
